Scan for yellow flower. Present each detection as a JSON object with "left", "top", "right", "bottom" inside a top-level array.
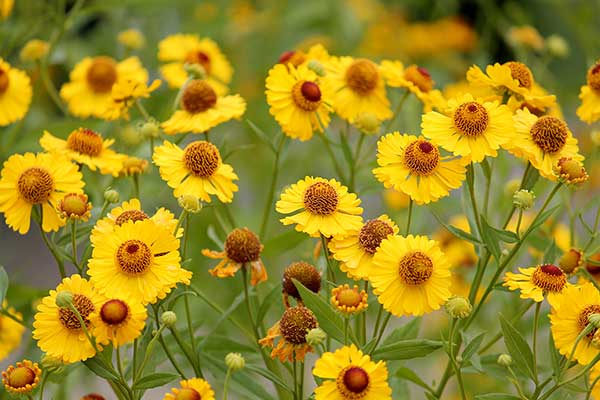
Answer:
[
  {"left": 40, "top": 128, "right": 126, "bottom": 176},
  {"left": 0, "top": 58, "right": 32, "bottom": 126},
  {"left": 506, "top": 83, "right": 561, "bottom": 118},
  {"left": 324, "top": 56, "right": 392, "bottom": 122},
  {"left": 119, "top": 156, "right": 149, "bottom": 177},
  {"left": 158, "top": 34, "right": 232, "bottom": 94},
  {"left": 382, "top": 188, "right": 411, "bottom": 210},
  {"left": 591, "top": 369, "right": 600, "bottom": 400},
  {"left": 103, "top": 78, "right": 161, "bottom": 121},
  {"left": 550, "top": 283, "right": 600, "bottom": 366},
  {"left": 19, "top": 39, "right": 49, "bottom": 63},
  {"left": 0, "top": 0, "right": 12, "bottom": 19},
  {"left": 33, "top": 274, "right": 105, "bottom": 363},
  {"left": 277, "top": 43, "right": 331, "bottom": 69},
  {"left": 161, "top": 79, "right": 246, "bottom": 134},
  {"left": 373, "top": 133, "right": 468, "bottom": 204},
  {"left": 88, "top": 219, "right": 191, "bottom": 304},
  {"left": 276, "top": 176, "right": 363, "bottom": 238},
  {"left": 0, "top": 302, "right": 24, "bottom": 362},
  {"left": 58, "top": 192, "right": 92, "bottom": 222},
  {"left": 370, "top": 235, "right": 451, "bottom": 316},
  {"left": 202, "top": 227, "right": 268, "bottom": 285},
  {"left": 259, "top": 306, "right": 318, "bottom": 362},
  {"left": 442, "top": 80, "right": 501, "bottom": 104},
  {"left": 2, "top": 360, "right": 42, "bottom": 394},
  {"left": 0, "top": 152, "right": 84, "bottom": 234},
  {"left": 503, "top": 264, "right": 569, "bottom": 303},
  {"left": 312, "top": 344, "right": 392, "bottom": 400},
  {"left": 266, "top": 64, "right": 333, "bottom": 141},
  {"left": 117, "top": 29, "right": 146, "bottom": 50},
  {"left": 577, "top": 60, "right": 600, "bottom": 124},
  {"left": 163, "top": 378, "right": 215, "bottom": 400},
  {"left": 153, "top": 140, "right": 238, "bottom": 203},
  {"left": 507, "top": 26, "right": 545, "bottom": 51},
  {"left": 90, "top": 298, "right": 147, "bottom": 347},
  {"left": 421, "top": 93, "right": 515, "bottom": 162},
  {"left": 331, "top": 284, "right": 368, "bottom": 315},
  {"left": 510, "top": 109, "right": 583, "bottom": 180},
  {"left": 380, "top": 60, "right": 445, "bottom": 111},
  {"left": 329, "top": 215, "right": 398, "bottom": 280},
  {"left": 467, "top": 61, "right": 536, "bottom": 98}
]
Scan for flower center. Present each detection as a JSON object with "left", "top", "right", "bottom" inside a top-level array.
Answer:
[
  {"left": 303, "top": 181, "right": 338, "bottom": 215},
  {"left": 58, "top": 294, "right": 95, "bottom": 330},
  {"left": 404, "top": 65, "right": 433, "bottom": 92},
  {"left": 86, "top": 56, "right": 118, "bottom": 93},
  {"left": 358, "top": 219, "right": 394, "bottom": 254},
  {"left": 337, "top": 366, "right": 370, "bottom": 398},
  {"left": 7, "top": 366, "right": 36, "bottom": 389},
  {"left": 578, "top": 304, "right": 600, "bottom": 337},
  {"left": 453, "top": 101, "right": 489, "bottom": 137},
  {"left": 224, "top": 228, "right": 262, "bottom": 263},
  {"left": 345, "top": 59, "right": 379, "bottom": 95},
  {"left": 279, "top": 306, "right": 318, "bottom": 344},
  {"left": 530, "top": 116, "right": 568, "bottom": 153},
  {"left": 175, "top": 388, "right": 202, "bottom": 400},
  {"left": 530, "top": 264, "right": 566, "bottom": 293},
  {"left": 181, "top": 80, "right": 217, "bottom": 113},
  {"left": 587, "top": 61, "right": 600, "bottom": 91},
  {"left": 398, "top": 251, "right": 434, "bottom": 285},
  {"left": 185, "top": 50, "right": 211, "bottom": 74},
  {"left": 504, "top": 61, "right": 533, "bottom": 89},
  {"left": 0, "top": 68, "right": 9, "bottom": 94},
  {"left": 115, "top": 210, "right": 149, "bottom": 226},
  {"left": 336, "top": 287, "right": 362, "bottom": 308},
  {"left": 17, "top": 167, "right": 54, "bottom": 204},
  {"left": 283, "top": 261, "right": 321, "bottom": 300},
  {"left": 279, "top": 50, "right": 306, "bottom": 67},
  {"left": 116, "top": 239, "right": 153, "bottom": 275},
  {"left": 60, "top": 193, "right": 88, "bottom": 217},
  {"left": 183, "top": 141, "right": 220, "bottom": 177},
  {"left": 66, "top": 128, "right": 104, "bottom": 156},
  {"left": 100, "top": 299, "right": 129, "bottom": 325},
  {"left": 291, "top": 81, "right": 322, "bottom": 111},
  {"left": 81, "top": 395, "right": 106, "bottom": 400},
  {"left": 403, "top": 139, "right": 440, "bottom": 175}
]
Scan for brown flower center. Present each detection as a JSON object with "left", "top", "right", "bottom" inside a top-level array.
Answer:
[
  {"left": 224, "top": 228, "right": 262, "bottom": 263},
  {"left": 504, "top": 61, "right": 533, "bottom": 89},
  {"left": 7, "top": 366, "right": 36, "bottom": 389},
  {"left": 559, "top": 248, "right": 583, "bottom": 274},
  {"left": 183, "top": 141, "right": 220, "bottom": 177},
  {"left": 86, "top": 56, "right": 118, "bottom": 93},
  {"left": 175, "top": 388, "right": 201, "bottom": 400},
  {"left": 336, "top": 287, "right": 362, "bottom": 308},
  {"left": 530, "top": 116, "right": 568, "bottom": 153},
  {"left": 578, "top": 304, "right": 600, "bottom": 337},
  {"left": 404, "top": 65, "right": 433, "bottom": 92},
  {"left": 283, "top": 261, "right": 321, "bottom": 300},
  {"left": 67, "top": 128, "right": 104, "bottom": 156},
  {"left": 100, "top": 299, "right": 129, "bottom": 325},
  {"left": 17, "top": 167, "right": 54, "bottom": 204},
  {"left": 303, "top": 181, "right": 338, "bottom": 215},
  {"left": 291, "top": 81, "right": 322, "bottom": 111},
  {"left": 58, "top": 294, "right": 95, "bottom": 330},
  {"left": 337, "top": 366, "right": 370, "bottom": 398},
  {"left": 185, "top": 50, "right": 211, "bottom": 75},
  {"left": 115, "top": 210, "right": 149, "bottom": 226},
  {"left": 279, "top": 306, "right": 318, "bottom": 344},
  {"left": 181, "top": 80, "right": 217, "bottom": 114},
  {"left": 345, "top": 59, "right": 379, "bottom": 95},
  {"left": 279, "top": 50, "right": 306, "bottom": 67},
  {"left": 358, "top": 219, "right": 394, "bottom": 254},
  {"left": 0, "top": 68, "right": 9, "bottom": 94},
  {"left": 81, "top": 394, "right": 106, "bottom": 400},
  {"left": 587, "top": 61, "right": 600, "bottom": 92},
  {"left": 403, "top": 139, "right": 440, "bottom": 175},
  {"left": 116, "top": 239, "right": 153, "bottom": 275},
  {"left": 530, "top": 264, "right": 566, "bottom": 293},
  {"left": 398, "top": 251, "right": 434, "bottom": 285},
  {"left": 60, "top": 193, "right": 89, "bottom": 217},
  {"left": 453, "top": 101, "right": 489, "bottom": 137}
]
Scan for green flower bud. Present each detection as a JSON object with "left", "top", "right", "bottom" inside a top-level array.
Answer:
[
  {"left": 184, "top": 63, "right": 207, "bottom": 79},
  {"left": 513, "top": 189, "right": 535, "bottom": 210},
  {"left": 139, "top": 119, "right": 161, "bottom": 139},
  {"left": 103, "top": 188, "right": 119, "bottom": 204},
  {"left": 40, "top": 354, "right": 64, "bottom": 371},
  {"left": 589, "top": 313, "right": 600, "bottom": 329},
  {"left": 353, "top": 112, "right": 380, "bottom": 135},
  {"left": 225, "top": 352, "right": 245, "bottom": 371},
  {"left": 178, "top": 195, "right": 202, "bottom": 214},
  {"left": 305, "top": 327, "right": 327, "bottom": 346},
  {"left": 497, "top": 353, "right": 512, "bottom": 367},
  {"left": 545, "top": 35, "right": 569, "bottom": 58},
  {"left": 120, "top": 125, "right": 143, "bottom": 146},
  {"left": 161, "top": 311, "right": 177, "bottom": 327},
  {"left": 444, "top": 296, "right": 472, "bottom": 319},
  {"left": 55, "top": 291, "right": 73, "bottom": 308},
  {"left": 503, "top": 179, "right": 521, "bottom": 198},
  {"left": 307, "top": 60, "right": 326, "bottom": 77}
]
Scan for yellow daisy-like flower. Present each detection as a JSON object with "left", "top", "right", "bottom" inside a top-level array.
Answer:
[
  {"left": 313, "top": 344, "right": 392, "bottom": 400},
  {"left": 259, "top": 306, "right": 318, "bottom": 362},
  {"left": 158, "top": 34, "right": 232, "bottom": 94},
  {"left": 0, "top": 0, "right": 13, "bottom": 19},
  {"left": 153, "top": 140, "right": 238, "bottom": 203},
  {"left": 60, "top": 56, "right": 149, "bottom": 119},
  {"left": 443, "top": 80, "right": 501, "bottom": 104},
  {"left": 421, "top": 93, "right": 515, "bottom": 162},
  {"left": 324, "top": 56, "right": 392, "bottom": 122},
  {"left": 550, "top": 283, "right": 600, "bottom": 366},
  {"left": 163, "top": 378, "right": 215, "bottom": 400},
  {"left": 103, "top": 78, "right": 161, "bottom": 121},
  {"left": 276, "top": 176, "right": 363, "bottom": 238},
  {"left": 577, "top": 60, "right": 600, "bottom": 124},
  {"left": 265, "top": 64, "right": 333, "bottom": 141},
  {"left": 510, "top": 108, "right": 583, "bottom": 180},
  {"left": 467, "top": 61, "right": 534, "bottom": 98},
  {"left": 161, "top": 79, "right": 246, "bottom": 134},
  {"left": 0, "top": 302, "right": 24, "bottom": 362},
  {"left": 503, "top": 264, "right": 569, "bottom": 303},
  {"left": 0, "top": 57, "right": 32, "bottom": 126},
  {"left": 373, "top": 133, "right": 469, "bottom": 204},
  {"left": 90, "top": 298, "right": 147, "bottom": 347},
  {"left": 120, "top": 156, "right": 149, "bottom": 177},
  {"left": 33, "top": 274, "right": 104, "bottom": 363},
  {"left": 329, "top": 215, "right": 398, "bottom": 280},
  {"left": 382, "top": 188, "right": 411, "bottom": 210},
  {"left": 370, "top": 235, "right": 451, "bottom": 317},
  {"left": 331, "top": 284, "right": 368, "bottom": 315},
  {"left": 277, "top": 43, "right": 330, "bottom": 68},
  {"left": 506, "top": 83, "right": 561, "bottom": 118},
  {"left": 58, "top": 192, "right": 92, "bottom": 222},
  {"left": 202, "top": 227, "right": 267, "bottom": 286},
  {"left": 88, "top": 219, "right": 191, "bottom": 304},
  {"left": 380, "top": 60, "right": 445, "bottom": 111},
  {"left": 40, "top": 128, "right": 126, "bottom": 176},
  {"left": 2, "top": 360, "right": 42, "bottom": 394},
  {"left": 0, "top": 152, "right": 84, "bottom": 234}
]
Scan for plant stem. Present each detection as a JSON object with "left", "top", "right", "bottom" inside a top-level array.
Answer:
[
  {"left": 370, "top": 311, "right": 392, "bottom": 354},
  {"left": 222, "top": 367, "right": 232, "bottom": 400},
  {"left": 71, "top": 220, "right": 79, "bottom": 272},
  {"left": 320, "top": 234, "right": 336, "bottom": 285},
  {"left": 406, "top": 198, "right": 413, "bottom": 235},
  {"left": 37, "top": 219, "right": 66, "bottom": 278},
  {"left": 344, "top": 317, "right": 349, "bottom": 345},
  {"left": 134, "top": 325, "right": 166, "bottom": 381},
  {"left": 372, "top": 304, "right": 384, "bottom": 339},
  {"left": 532, "top": 301, "right": 541, "bottom": 378},
  {"left": 259, "top": 133, "right": 286, "bottom": 239},
  {"left": 384, "top": 90, "right": 410, "bottom": 131},
  {"left": 242, "top": 265, "right": 259, "bottom": 340},
  {"left": 318, "top": 132, "right": 347, "bottom": 183}
]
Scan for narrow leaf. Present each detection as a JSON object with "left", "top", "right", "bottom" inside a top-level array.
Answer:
[
  {"left": 499, "top": 314, "right": 535, "bottom": 381},
  {"left": 528, "top": 204, "right": 561, "bottom": 233},
  {"left": 462, "top": 331, "right": 486, "bottom": 361},
  {"left": 246, "top": 119, "right": 276, "bottom": 152},
  {"left": 0, "top": 266, "right": 8, "bottom": 305},
  {"left": 382, "top": 318, "right": 421, "bottom": 346},
  {"left": 395, "top": 366, "right": 430, "bottom": 390},
  {"left": 474, "top": 394, "right": 521, "bottom": 400},
  {"left": 543, "top": 240, "right": 560, "bottom": 264},
  {"left": 257, "top": 284, "right": 283, "bottom": 325},
  {"left": 83, "top": 357, "right": 120, "bottom": 381},
  {"left": 245, "top": 364, "right": 294, "bottom": 392},
  {"left": 372, "top": 339, "right": 442, "bottom": 361},
  {"left": 430, "top": 210, "right": 482, "bottom": 244},
  {"left": 133, "top": 373, "right": 178, "bottom": 390}
]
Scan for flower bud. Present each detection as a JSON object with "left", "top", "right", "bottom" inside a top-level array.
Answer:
[
  {"left": 120, "top": 125, "right": 143, "bottom": 146},
  {"left": 558, "top": 248, "right": 583, "bottom": 274},
  {"left": 553, "top": 157, "right": 588, "bottom": 186},
  {"left": 55, "top": 291, "right": 73, "bottom": 308},
  {"left": 545, "top": 34, "right": 569, "bottom": 58},
  {"left": 225, "top": 352, "right": 245, "bottom": 371},
  {"left": 117, "top": 29, "right": 146, "bottom": 50},
  {"left": 592, "top": 330, "right": 600, "bottom": 349},
  {"left": 139, "top": 119, "right": 161, "bottom": 139},
  {"left": 501, "top": 248, "right": 510, "bottom": 257},
  {"left": 305, "top": 327, "right": 327, "bottom": 346},
  {"left": 103, "top": 188, "right": 119, "bottom": 204},
  {"left": 59, "top": 193, "right": 92, "bottom": 221},
  {"left": 20, "top": 39, "right": 49, "bottom": 62},
  {"left": 353, "top": 112, "right": 380, "bottom": 135},
  {"left": 161, "top": 311, "right": 177, "bottom": 327},
  {"left": 592, "top": 130, "right": 600, "bottom": 147},
  {"left": 40, "top": 355, "right": 63, "bottom": 371},
  {"left": 184, "top": 63, "right": 207, "bottom": 79},
  {"left": 178, "top": 194, "right": 202, "bottom": 214},
  {"left": 445, "top": 296, "right": 472, "bottom": 319},
  {"left": 589, "top": 314, "right": 600, "bottom": 329},
  {"left": 513, "top": 189, "right": 535, "bottom": 210},
  {"left": 497, "top": 353, "right": 512, "bottom": 367},
  {"left": 307, "top": 60, "right": 326, "bottom": 77}
]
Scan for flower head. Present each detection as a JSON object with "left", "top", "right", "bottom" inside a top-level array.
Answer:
[
  {"left": 282, "top": 261, "right": 321, "bottom": 306},
  {"left": 118, "top": 29, "right": 146, "bottom": 50},
  {"left": 577, "top": 59, "right": 600, "bottom": 124},
  {"left": 331, "top": 284, "right": 368, "bottom": 315},
  {"left": 59, "top": 193, "right": 92, "bottom": 221},
  {"left": 503, "top": 264, "right": 569, "bottom": 303},
  {"left": 163, "top": 378, "right": 215, "bottom": 400},
  {"left": 259, "top": 306, "right": 318, "bottom": 362},
  {"left": 0, "top": 57, "right": 32, "bottom": 126},
  {"left": 553, "top": 157, "right": 588, "bottom": 186},
  {"left": 90, "top": 298, "right": 147, "bottom": 347},
  {"left": 20, "top": 39, "right": 49, "bottom": 62},
  {"left": 2, "top": 360, "right": 42, "bottom": 394}
]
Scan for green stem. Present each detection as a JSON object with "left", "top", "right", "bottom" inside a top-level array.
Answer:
[
  {"left": 37, "top": 219, "right": 66, "bottom": 278},
  {"left": 384, "top": 90, "right": 410, "bottom": 131},
  {"left": 169, "top": 326, "right": 202, "bottom": 377},
  {"left": 507, "top": 366, "right": 528, "bottom": 399},
  {"left": 372, "top": 304, "right": 384, "bottom": 339},
  {"left": 448, "top": 320, "right": 467, "bottom": 400},
  {"left": 318, "top": 132, "right": 347, "bottom": 183},
  {"left": 37, "top": 370, "right": 50, "bottom": 400},
  {"left": 132, "top": 338, "right": 138, "bottom": 382},
  {"left": 71, "top": 220, "right": 79, "bottom": 272},
  {"left": 242, "top": 265, "right": 260, "bottom": 340},
  {"left": 134, "top": 325, "right": 166, "bottom": 381},
  {"left": 370, "top": 311, "right": 392, "bottom": 354},
  {"left": 259, "top": 133, "right": 286, "bottom": 239},
  {"left": 320, "top": 234, "right": 336, "bottom": 285},
  {"left": 132, "top": 175, "right": 140, "bottom": 199},
  {"left": 293, "top": 360, "right": 298, "bottom": 400},
  {"left": 222, "top": 368, "right": 232, "bottom": 400},
  {"left": 299, "top": 361, "right": 304, "bottom": 400},
  {"left": 344, "top": 317, "right": 349, "bottom": 345},
  {"left": 560, "top": 323, "right": 594, "bottom": 380},
  {"left": 539, "top": 352, "right": 600, "bottom": 400},
  {"left": 515, "top": 209, "right": 524, "bottom": 239},
  {"left": 532, "top": 301, "right": 541, "bottom": 379},
  {"left": 466, "top": 163, "right": 483, "bottom": 237},
  {"left": 405, "top": 198, "right": 413, "bottom": 235},
  {"left": 135, "top": 99, "right": 151, "bottom": 121}
]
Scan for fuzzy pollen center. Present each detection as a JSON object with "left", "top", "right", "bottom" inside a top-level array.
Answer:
[
  {"left": 404, "top": 65, "right": 434, "bottom": 92},
  {"left": 336, "top": 288, "right": 362, "bottom": 308},
  {"left": 185, "top": 50, "right": 211, "bottom": 75},
  {"left": 58, "top": 294, "right": 95, "bottom": 330},
  {"left": 530, "top": 116, "right": 568, "bottom": 153},
  {"left": 587, "top": 62, "right": 600, "bottom": 91},
  {"left": 181, "top": 80, "right": 217, "bottom": 113},
  {"left": 224, "top": 228, "right": 262, "bottom": 263},
  {"left": 17, "top": 167, "right": 54, "bottom": 204},
  {"left": 67, "top": 128, "right": 104, "bottom": 156},
  {"left": 116, "top": 239, "right": 153, "bottom": 275},
  {"left": 283, "top": 261, "right": 321, "bottom": 299},
  {"left": 115, "top": 210, "right": 149, "bottom": 226},
  {"left": 398, "top": 251, "right": 434, "bottom": 285},
  {"left": 578, "top": 304, "right": 600, "bottom": 337},
  {"left": 345, "top": 59, "right": 379, "bottom": 95},
  {"left": 531, "top": 264, "right": 566, "bottom": 293},
  {"left": 403, "top": 139, "right": 440, "bottom": 175},
  {"left": 60, "top": 193, "right": 88, "bottom": 217},
  {"left": 358, "top": 219, "right": 394, "bottom": 254},
  {"left": 86, "top": 56, "right": 118, "bottom": 93},
  {"left": 453, "top": 101, "right": 489, "bottom": 137},
  {"left": 183, "top": 141, "right": 220, "bottom": 177},
  {"left": 504, "top": 61, "right": 533, "bottom": 89},
  {"left": 279, "top": 50, "right": 306, "bottom": 67},
  {"left": 7, "top": 367, "right": 36, "bottom": 389},
  {"left": 303, "top": 181, "right": 339, "bottom": 215},
  {"left": 279, "top": 306, "right": 318, "bottom": 344},
  {"left": 100, "top": 299, "right": 129, "bottom": 325},
  {"left": 174, "top": 388, "right": 202, "bottom": 400},
  {"left": 0, "top": 68, "right": 9, "bottom": 94},
  {"left": 337, "top": 366, "right": 370, "bottom": 397},
  {"left": 292, "top": 81, "right": 322, "bottom": 111}
]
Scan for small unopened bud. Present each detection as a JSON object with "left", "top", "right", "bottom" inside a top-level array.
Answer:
[
  {"left": 161, "top": 311, "right": 177, "bottom": 327},
  {"left": 513, "top": 189, "right": 535, "bottom": 210},
  {"left": 103, "top": 188, "right": 119, "bottom": 204},
  {"left": 553, "top": 157, "right": 588, "bottom": 186},
  {"left": 589, "top": 314, "right": 600, "bottom": 329},
  {"left": 353, "top": 112, "right": 380, "bottom": 135},
  {"left": 139, "top": 119, "right": 160, "bottom": 139},
  {"left": 225, "top": 352, "right": 245, "bottom": 371},
  {"left": 558, "top": 248, "right": 583, "bottom": 274},
  {"left": 40, "top": 355, "right": 63, "bottom": 370},
  {"left": 120, "top": 125, "right": 143, "bottom": 146},
  {"left": 497, "top": 353, "right": 512, "bottom": 367},
  {"left": 455, "top": 355, "right": 463, "bottom": 364},
  {"left": 178, "top": 195, "right": 202, "bottom": 214},
  {"left": 592, "top": 131, "right": 600, "bottom": 147},
  {"left": 307, "top": 60, "right": 326, "bottom": 76},
  {"left": 59, "top": 193, "right": 92, "bottom": 221},
  {"left": 545, "top": 35, "right": 569, "bottom": 58},
  {"left": 184, "top": 63, "right": 207, "bottom": 79},
  {"left": 305, "top": 327, "right": 327, "bottom": 346},
  {"left": 55, "top": 291, "right": 73, "bottom": 308},
  {"left": 20, "top": 39, "right": 49, "bottom": 62},
  {"left": 501, "top": 248, "right": 510, "bottom": 257},
  {"left": 445, "top": 296, "right": 472, "bottom": 319},
  {"left": 117, "top": 28, "right": 146, "bottom": 50}
]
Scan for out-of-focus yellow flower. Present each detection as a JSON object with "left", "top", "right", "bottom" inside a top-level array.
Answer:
[
  {"left": 442, "top": 80, "right": 500, "bottom": 105},
  {"left": 380, "top": 61, "right": 445, "bottom": 111},
  {"left": 0, "top": 58, "right": 32, "bottom": 126},
  {"left": 577, "top": 59, "right": 600, "bottom": 124},
  {"left": 383, "top": 188, "right": 411, "bottom": 210},
  {"left": 118, "top": 29, "right": 146, "bottom": 50},
  {"left": 0, "top": 0, "right": 13, "bottom": 19},
  {"left": 507, "top": 26, "right": 545, "bottom": 51},
  {"left": 120, "top": 156, "right": 149, "bottom": 176},
  {"left": 194, "top": 2, "right": 218, "bottom": 21},
  {"left": 103, "top": 78, "right": 161, "bottom": 121},
  {"left": 20, "top": 39, "right": 49, "bottom": 63}
]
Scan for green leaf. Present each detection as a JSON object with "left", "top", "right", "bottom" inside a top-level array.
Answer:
[
  {"left": 482, "top": 215, "right": 519, "bottom": 243},
  {"left": 499, "top": 314, "right": 535, "bottom": 381},
  {"left": 257, "top": 284, "right": 283, "bottom": 325},
  {"left": 83, "top": 357, "right": 120, "bottom": 381},
  {"left": 0, "top": 266, "right": 8, "bottom": 305},
  {"left": 246, "top": 119, "right": 276, "bottom": 152},
  {"left": 474, "top": 394, "right": 521, "bottom": 400},
  {"left": 339, "top": 131, "right": 354, "bottom": 168},
  {"left": 395, "top": 366, "right": 431, "bottom": 390},
  {"left": 199, "top": 335, "right": 256, "bottom": 354},
  {"left": 372, "top": 339, "right": 443, "bottom": 361},
  {"left": 430, "top": 210, "right": 481, "bottom": 244},
  {"left": 548, "top": 331, "right": 561, "bottom": 377},
  {"left": 382, "top": 318, "right": 421, "bottom": 346},
  {"left": 461, "top": 331, "right": 486, "bottom": 361},
  {"left": 521, "top": 167, "right": 540, "bottom": 190},
  {"left": 543, "top": 240, "right": 560, "bottom": 264},
  {"left": 263, "top": 230, "right": 307, "bottom": 257},
  {"left": 528, "top": 204, "right": 561, "bottom": 233},
  {"left": 245, "top": 364, "right": 294, "bottom": 392},
  {"left": 481, "top": 158, "right": 492, "bottom": 181},
  {"left": 133, "top": 373, "right": 178, "bottom": 390},
  {"left": 199, "top": 291, "right": 246, "bottom": 346},
  {"left": 480, "top": 216, "right": 501, "bottom": 260}
]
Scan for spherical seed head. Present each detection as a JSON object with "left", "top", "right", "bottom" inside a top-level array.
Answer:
[
  {"left": 59, "top": 193, "right": 91, "bottom": 220},
  {"left": 504, "top": 61, "right": 534, "bottom": 89},
  {"left": 342, "top": 367, "right": 369, "bottom": 393},
  {"left": 86, "top": 56, "right": 118, "bottom": 93},
  {"left": 404, "top": 64, "right": 434, "bottom": 92},
  {"left": 546, "top": 35, "right": 569, "bottom": 58},
  {"left": 103, "top": 188, "right": 119, "bottom": 203},
  {"left": 291, "top": 80, "right": 322, "bottom": 111},
  {"left": 225, "top": 352, "right": 245, "bottom": 371},
  {"left": 445, "top": 296, "right": 472, "bottom": 319},
  {"left": 282, "top": 261, "right": 321, "bottom": 300},
  {"left": 345, "top": 59, "right": 379, "bottom": 95},
  {"left": 305, "top": 327, "right": 327, "bottom": 346},
  {"left": 279, "top": 306, "right": 318, "bottom": 345},
  {"left": 174, "top": 388, "right": 201, "bottom": 400},
  {"left": 100, "top": 299, "right": 129, "bottom": 325},
  {"left": 559, "top": 248, "right": 584, "bottom": 274},
  {"left": 17, "top": 167, "right": 54, "bottom": 204},
  {"left": 181, "top": 80, "right": 217, "bottom": 113},
  {"left": 353, "top": 112, "right": 380, "bottom": 134},
  {"left": 20, "top": 39, "right": 49, "bottom": 62},
  {"left": 512, "top": 189, "right": 535, "bottom": 210},
  {"left": 116, "top": 240, "right": 153, "bottom": 275},
  {"left": 161, "top": 311, "right": 177, "bottom": 327},
  {"left": 0, "top": 68, "right": 9, "bottom": 93},
  {"left": 183, "top": 141, "right": 220, "bottom": 177},
  {"left": 530, "top": 116, "right": 568, "bottom": 154},
  {"left": 224, "top": 228, "right": 262, "bottom": 263},
  {"left": 453, "top": 101, "right": 489, "bottom": 137},
  {"left": 403, "top": 139, "right": 440, "bottom": 176},
  {"left": 554, "top": 157, "right": 588, "bottom": 185},
  {"left": 178, "top": 194, "right": 202, "bottom": 213},
  {"left": 497, "top": 353, "right": 512, "bottom": 367},
  {"left": 6, "top": 366, "right": 36, "bottom": 389},
  {"left": 55, "top": 291, "right": 74, "bottom": 308},
  {"left": 587, "top": 61, "right": 600, "bottom": 91},
  {"left": 303, "top": 181, "right": 339, "bottom": 215},
  {"left": 67, "top": 128, "right": 104, "bottom": 157}
]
